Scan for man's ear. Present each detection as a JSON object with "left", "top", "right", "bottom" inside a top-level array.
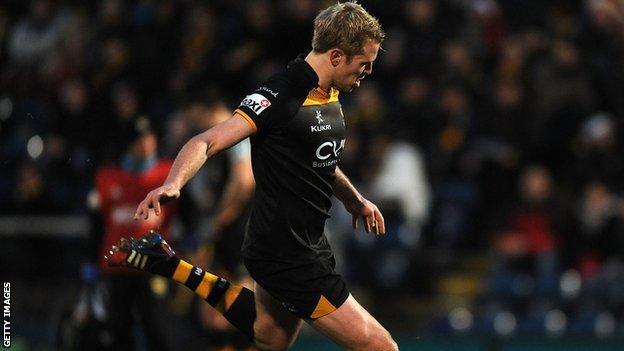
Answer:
[{"left": 329, "top": 49, "right": 344, "bottom": 67}]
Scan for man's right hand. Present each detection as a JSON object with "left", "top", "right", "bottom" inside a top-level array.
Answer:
[{"left": 134, "top": 184, "right": 180, "bottom": 220}]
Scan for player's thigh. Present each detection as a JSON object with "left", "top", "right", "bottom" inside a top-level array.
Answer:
[
  {"left": 253, "top": 282, "right": 303, "bottom": 349},
  {"left": 308, "top": 294, "right": 397, "bottom": 351}
]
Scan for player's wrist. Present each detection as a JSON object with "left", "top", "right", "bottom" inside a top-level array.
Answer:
[
  {"left": 163, "top": 180, "right": 182, "bottom": 192},
  {"left": 345, "top": 194, "right": 366, "bottom": 214}
]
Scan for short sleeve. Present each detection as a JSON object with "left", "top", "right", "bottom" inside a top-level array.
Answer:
[
  {"left": 234, "top": 84, "right": 283, "bottom": 134},
  {"left": 234, "top": 57, "right": 319, "bottom": 134}
]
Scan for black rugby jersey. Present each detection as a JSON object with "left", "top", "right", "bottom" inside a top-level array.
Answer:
[{"left": 235, "top": 57, "right": 346, "bottom": 263}]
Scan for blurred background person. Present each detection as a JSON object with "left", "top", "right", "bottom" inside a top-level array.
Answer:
[
  {"left": 575, "top": 181, "right": 624, "bottom": 315},
  {"left": 87, "top": 116, "right": 175, "bottom": 351},
  {"left": 486, "top": 165, "right": 563, "bottom": 305},
  {"left": 175, "top": 95, "right": 256, "bottom": 351}
]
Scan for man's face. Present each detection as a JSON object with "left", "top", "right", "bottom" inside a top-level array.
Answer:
[
  {"left": 332, "top": 39, "right": 380, "bottom": 93},
  {"left": 130, "top": 133, "right": 157, "bottom": 160}
]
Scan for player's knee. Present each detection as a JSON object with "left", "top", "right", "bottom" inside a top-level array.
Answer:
[
  {"left": 254, "top": 337, "right": 291, "bottom": 351},
  {"left": 384, "top": 335, "right": 399, "bottom": 351},
  {"left": 253, "top": 322, "right": 293, "bottom": 351},
  {"left": 368, "top": 336, "right": 398, "bottom": 351},
  {"left": 357, "top": 328, "right": 398, "bottom": 351}
]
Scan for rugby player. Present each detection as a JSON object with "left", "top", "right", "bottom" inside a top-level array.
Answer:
[{"left": 107, "top": 2, "right": 398, "bottom": 350}]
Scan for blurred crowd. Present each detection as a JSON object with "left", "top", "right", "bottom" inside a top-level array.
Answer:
[{"left": 2, "top": 0, "right": 624, "bottom": 340}]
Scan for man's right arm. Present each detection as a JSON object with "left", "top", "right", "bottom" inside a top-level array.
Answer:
[{"left": 135, "top": 113, "right": 255, "bottom": 220}]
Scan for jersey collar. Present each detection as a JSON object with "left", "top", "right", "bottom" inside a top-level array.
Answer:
[{"left": 286, "top": 54, "right": 320, "bottom": 92}]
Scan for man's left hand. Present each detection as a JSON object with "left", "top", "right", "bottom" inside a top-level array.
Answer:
[{"left": 349, "top": 198, "right": 385, "bottom": 235}]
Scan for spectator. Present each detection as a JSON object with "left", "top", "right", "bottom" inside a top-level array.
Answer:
[
  {"left": 487, "top": 165, "right": 561, "bottom": 301},
  {"left": 7, "top": 0, "right": 68, "bottom": 66},
  {"left": 90, "top": 116, "right": 175, "bottom": 350}
]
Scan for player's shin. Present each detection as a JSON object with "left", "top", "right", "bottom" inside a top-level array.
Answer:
[{"left": 154, "top": 257, "right": 257, "bottom": 340}]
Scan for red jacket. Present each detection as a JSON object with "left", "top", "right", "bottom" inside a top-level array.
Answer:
[{"left": 95, "top": 160, "right": 175, "bottom": 271}]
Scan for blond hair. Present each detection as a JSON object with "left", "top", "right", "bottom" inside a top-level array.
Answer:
[{"left": 312, "top": 1, "right": 385, "bottom": 57}]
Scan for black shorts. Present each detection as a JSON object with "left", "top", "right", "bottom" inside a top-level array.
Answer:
[{"left": 243, "top": 256, "right": 349, "bottom": 319}]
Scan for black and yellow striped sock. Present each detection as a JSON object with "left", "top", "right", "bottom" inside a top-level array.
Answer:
[{"left": 149, "top": 257, "right": 256, "bottom": 339}]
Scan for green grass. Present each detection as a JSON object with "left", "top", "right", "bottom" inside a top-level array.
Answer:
[{"left": 290, "top": 336, "right": 624, "bottom": 351}]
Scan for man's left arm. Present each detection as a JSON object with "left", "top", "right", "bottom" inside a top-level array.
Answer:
[
  {"left": 333, "top": 166, "right": 385, "bottom": 235},
  {"left": 213, "top": 147, "right": 255, "bottom": 233}
]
